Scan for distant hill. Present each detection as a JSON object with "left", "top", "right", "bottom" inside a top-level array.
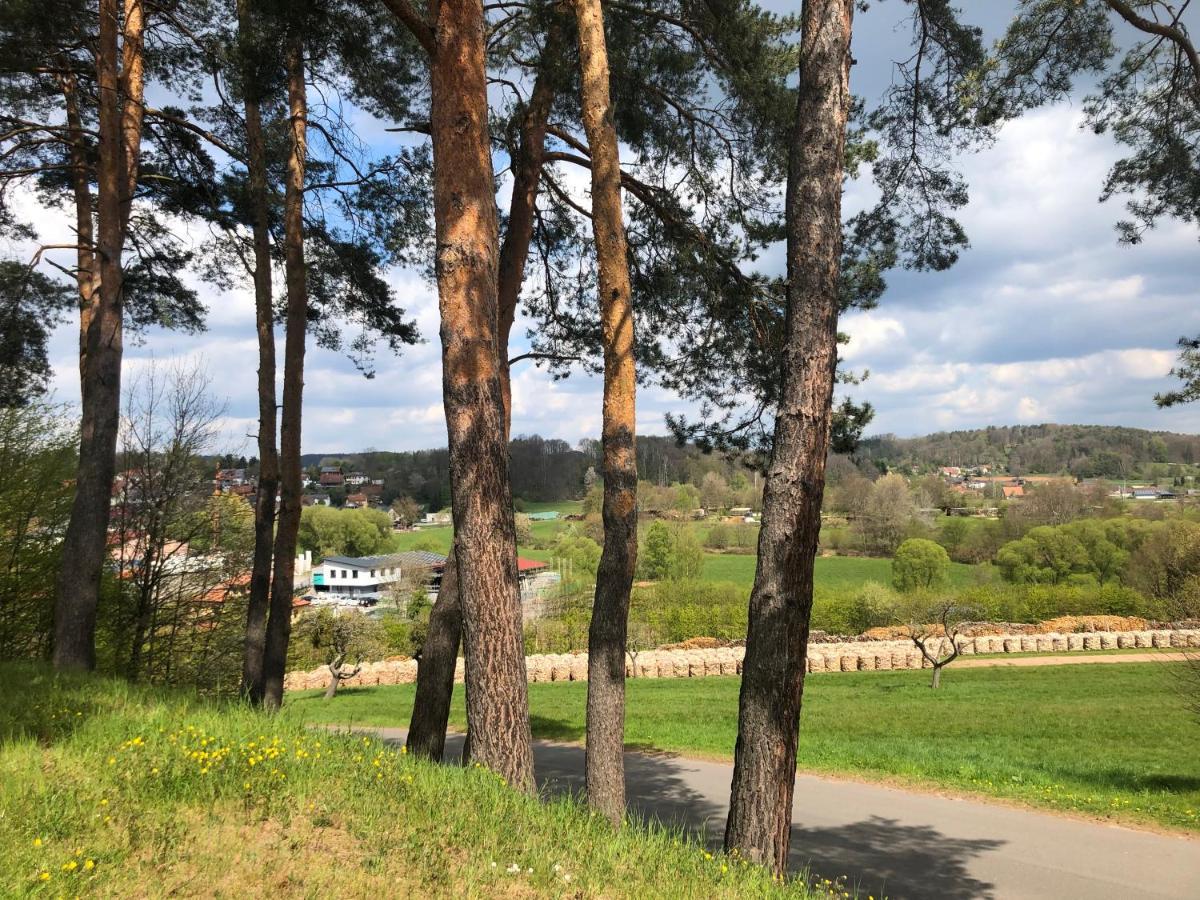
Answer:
[
  {"left": 291, "top": 423, "right": 1200, "bottom": 508},
  {"left": 299, "top": 435, "right": 742, "bottom": 509},
  {"left": 854, "top": 424, "right": 1200, "bottom": 478}
]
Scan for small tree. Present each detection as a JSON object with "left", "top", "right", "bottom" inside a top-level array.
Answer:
[
  {"left": 625, "top": 621, "right": 656, "bottom": 678},
  {"left": 514, "top": 513, "right": 533, "bottom": 546},
  {"left": 902, "top": 598, "right": 976, "bottom": 690},
  {"left": 640, "top": 521, "right": 674, "bottom": 581},
  {"left": 892, "top": 539, "right": 951, "bottom": 592},
  {"left": 390, "top": 496, "right": 422, "bottom": 528},
  {"left": 291, "top": 608, "right": 385, "bottom": 699}
]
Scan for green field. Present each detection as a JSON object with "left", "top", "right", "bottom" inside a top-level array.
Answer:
[
  {"left": 700, "top": 553, "right": 981, "bottom": 592},
  {"left": 0, "top": 665, "right": 819, "bottom": 898},
  {"left": 292, "top": 662, "right": 1200, "bottom": 833},
  {"left": 394, "top": 515, "right": 988, "bottom": 598}
]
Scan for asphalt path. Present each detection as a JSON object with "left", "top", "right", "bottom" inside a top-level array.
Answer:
[{"left": 361, "top": 726, "right": 1200, "bottom": 899}]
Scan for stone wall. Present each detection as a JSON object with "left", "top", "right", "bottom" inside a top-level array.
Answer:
[{"left": 283, "top": 628, "right": 1200, "bottom": 692}]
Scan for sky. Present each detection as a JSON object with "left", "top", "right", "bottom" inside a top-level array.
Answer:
[{"left": 19, "top": 2, "right": 1200, "bottom": 456}]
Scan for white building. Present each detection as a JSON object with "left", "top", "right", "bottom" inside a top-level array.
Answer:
[{"left": 310, "top": 550, "right": 446, "bottom": 607}]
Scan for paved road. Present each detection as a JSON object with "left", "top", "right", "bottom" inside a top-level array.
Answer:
[{"left": 363, "top": 726, "right": 1200, "bottom": 899}]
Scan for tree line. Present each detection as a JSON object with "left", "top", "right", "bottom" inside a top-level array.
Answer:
[
  {"left": 856, "top": 424, "right": 1200, "bottom": 478},
  {"left": 2, "top": 0, "right": 1198, "bottom": 874}
]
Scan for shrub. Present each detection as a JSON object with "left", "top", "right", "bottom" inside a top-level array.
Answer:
[
  {"left": 892, "top": 539, "right": 951, "bottom": 592},
  {"left": 639, "top": 522, "right": 704, "bottom": 581},
  {"left": 845, "top": 582, "right": 900, "bottom": 634}
]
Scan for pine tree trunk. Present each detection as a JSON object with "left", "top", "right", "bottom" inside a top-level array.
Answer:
[
  {"left": 261, "top": 30, "right": 308, "bottom": 712},
  {"left": 406, "top": 542, "right": 461, "bottom": 760},
  {"left": 497, "top": 29, "right": 562, "bottom": 423},
  {"left": 724, "top": 0, "right": 854, "bottom": 873},
  {"left": 405, "top": 27, "right": 562, "bottom": 757},
  {"left": 237, "top": 0, "right": 279, "bottom": 705},
  {"left": 54, "top": 0, "right": 146, "bottom": 671},
  {"left": 572, "top": 0, "right": 638, "bottom": 826},
  {"left": 428, "top": 0, "right": 534, "bottom": 791},
  {"left": 59, "top": 69, "right": 98, "bottom": 377}
]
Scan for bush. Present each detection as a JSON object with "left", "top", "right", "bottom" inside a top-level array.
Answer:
[
  {"left": 892, "top": 539, "right": 950, "bottom": 592},
  {"left": 845, "top": 582, "right": 900, "bottom": 634},
  {"left": 640, "top": 522, "right": 704, "bottom": 581},
  {"left": 704, "top": 522, "right": 757, "bottom": 553}
]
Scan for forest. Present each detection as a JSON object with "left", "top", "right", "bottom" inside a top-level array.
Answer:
[{"left": 855, "top": 423, "right": 1200, "bottom": 477}]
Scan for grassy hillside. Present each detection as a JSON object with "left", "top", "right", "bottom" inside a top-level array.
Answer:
[
  {"left": 293, "top": 663, "right": 1200, "bottom": 833},
  {"left": 0, "top": 665, "right": 824, "bottom": 898}
]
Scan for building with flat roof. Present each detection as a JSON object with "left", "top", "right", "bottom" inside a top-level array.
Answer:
[{"left": 311, "top": 550, "right": 445, "bottom": 607}]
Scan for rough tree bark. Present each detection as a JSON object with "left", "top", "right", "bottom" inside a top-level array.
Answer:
[
  {"left": 428, "top": 0, "right": 534, "bottom": 790},
  {"left": 58, "top": 69, "right": 98, "bottom": 377},
  {"left": 405, "top": 26, "right": 562, "bottom": 761},
  {"left": 724, "top": 0, "right": 854, "bottom": 873},
  {"left": 53, "top": 0, "right": 146, "bottom": 671},
  {"left": 236, "top": 0, "right": 280, "bottom": 705},
  {"left": 572, "top": 0, "right": 638, "bottom": 826},
  {"left": 406, "top": 540, "right": 461, "bottom": 760},
  {"left": 324, "top": 652, "right": 362, "bottom": 699},
  {"left": 497, "top": 26, "right": 563, "bottom": 423},
  {"left": 261, "top": 29, "right": 308, "bottom": 712}
]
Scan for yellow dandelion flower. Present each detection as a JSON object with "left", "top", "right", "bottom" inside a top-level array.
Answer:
[
  {"left": 84, "top": 860, "right": 95, "bottom": 871},
  {"left": 38, "top": 872, "right": 51, "bottom": 882},
  {"left": 33, "top": 838, "right": 42, "bottom": 847}
]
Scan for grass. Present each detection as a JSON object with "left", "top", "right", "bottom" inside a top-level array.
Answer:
[
  {"left": 700, "top": 554, "right": 982, "bottom": 592},
  {"left": 0, "top": 664, "right": 827, "bottom": 898},
  {"left": 394, "top": 518, "right": 987, "bottom": 600},
  {"left": 291, "top": 662, "right": 1200, "bottom": 833}
]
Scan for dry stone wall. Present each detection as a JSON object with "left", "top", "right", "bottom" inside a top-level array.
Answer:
[{"left": 283, "top": 628, "right": 1200, "bottom": 692}]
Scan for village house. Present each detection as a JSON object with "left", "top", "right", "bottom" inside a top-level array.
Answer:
[
  {"left": 345, "top": 472, "right": 369, "bottom": 486},
  {"left": 215, "top": 468, "right": 246, "bottom": 488}
]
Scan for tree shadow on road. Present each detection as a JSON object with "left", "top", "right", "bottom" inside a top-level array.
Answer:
[
  {"left": 434, "top": 734, "right": 1004, "bottom": 898},
  {"left": 788, "top": 816, "right": 1003, "bottom": 900}
]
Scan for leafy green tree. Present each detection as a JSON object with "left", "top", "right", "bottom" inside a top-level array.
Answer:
[
  {"left": 996, "top": 526, "right": 1091, "bottom": 584},
  {"left": 639, "top": 521, "right": 703, "bottom": 581},
  {"left": 937, "top": 517, "right": 971, "bottom": 557},
  {"left": 669, "top": 526, "right": 705, "bottom": 581},
  {"left": 673, "top": 483, "right": 701, "bottom": 515},
  {"left": 0, "top": 403, "right": 75, "bottom": 659},
  {"left": 639, "top": 521, "right": 675, "bottom": 581},
  {"left": 297, "top": 507, "right": 395, "bottom": 560},
  {"left": 1062, "top": 519, "right": 1127, "bottom": 584},
  {"left": 550, "top": 530, "right": 603, "bottom": 579},
  {"left": 892, "top": 539, "right": 951, "bottom": 592},
  {"left": 1124, "top": 519, "right": 1200, "bottom": 612}
]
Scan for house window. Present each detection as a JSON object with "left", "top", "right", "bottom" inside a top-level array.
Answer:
[
  {"left": 352, "top": 570, "right": 358, "bottom": 579},
  {"left": 370, "top": 569, "right": 375, "bottom": 578},
  {"left": 342, "top": 570, "right": 348, "bottom": 578}
]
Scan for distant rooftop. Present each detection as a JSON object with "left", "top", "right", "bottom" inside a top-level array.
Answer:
[{"left": 321, "top": 550, "right": 447, "bottom": 569}]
